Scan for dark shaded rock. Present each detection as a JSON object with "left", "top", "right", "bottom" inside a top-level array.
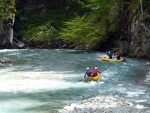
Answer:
[
  {"left": 0, "top": 57, "right": 12, "bottom": 67},
  {"left": 0, "top": 57, "right": 11, "bottom": 63}
]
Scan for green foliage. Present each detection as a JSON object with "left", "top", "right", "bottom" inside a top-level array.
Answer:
[
  {"left": 60, "top": 16, "right": 102, "bottom": 44},
  {"left": 16, "top": 0, "right": 136, "bottom": 48},
  {"left": 1, "top": 0, "right": 145, "bottom": 49},
  {"left": 0, "top": 0, "right": 16, "bottom": 28},
  {"left": 16, "top": 0, "right": 83, "bottom": 44},
  {"left": 22, "top": 22, "right": 58, "bottom": 43},
  {"left": 59, "top": 0, "right": 114, "bottom": 44}
]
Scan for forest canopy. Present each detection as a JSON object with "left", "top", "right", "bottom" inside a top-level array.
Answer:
[
  {"left": 14, "top": 0, "right": 143, "bottom": 49},
  {"left": 15, "top": 0, "right": 120, "bottom": 46},
  {"left": 59, "top": 0, "right": 113, "bottom": 44}
]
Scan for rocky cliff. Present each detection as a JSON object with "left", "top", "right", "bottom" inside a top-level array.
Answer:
[{"left": 120, "top": 1, "right": 150, "bottom": 59}]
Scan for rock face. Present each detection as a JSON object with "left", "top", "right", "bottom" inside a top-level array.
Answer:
[
  {"left": 129, "top": 15, "right": 150, "bottom": 58},
  {"left": 121, "top": 6, "right": 150, "bottom": 58}
]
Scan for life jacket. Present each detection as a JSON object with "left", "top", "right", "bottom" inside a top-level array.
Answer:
[
  {"left": 92, "top": 69, "right": 99, "bottom": 77},
  {"left": 87, "top": 71, "right": 92, "bottom": 76},
  {"left": 117, "top": 53, "right": 120, "bottom": 60},
  {"left": 107, "top": 52, "right": 112, "bottom": 59}
]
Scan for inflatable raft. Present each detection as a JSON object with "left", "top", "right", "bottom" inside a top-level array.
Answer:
[
  {"left": 100, "top": 57, "right": 125, "bottom": 62},
  {"left": 84, "top": 73, "right": 101, "bottom": 82}
]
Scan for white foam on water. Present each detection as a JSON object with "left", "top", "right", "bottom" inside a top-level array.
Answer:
[
  {"left": 0, "top": 71, "right": 95, "bottom": 93},
  {"left": 135, "top": 100, "right": 147, "bottom": 103},
  {"left": 101, "top": 54, "right": 108, "bottom": 58},
  {"left": 0, "top": 49, "right": 21, "bottom": 52},
  {"left": 117, "top": 84, "right": 123, "bottom": 87},
  {"left": 116, "top": 87, "right": 127, "bottom": 93},
  {"left": 102, "top": 70, "right": 114, "bottom": 77},
  {"left": 126, "top": 90, "right": 145, "bottom": 97},
  {"left": 24, "top": 53, "right": 39, "bottom": 57},
  {"left": 0, "top": 49, "right": 26, "bottom": 56},
  {"left": 0, "top": 98, "right": 44, "bottom": 113},
  {"left": 0, "top": 69, "right": 97, "bottom": 113},
  {"left": 135, "top": 104, "right": 145, "bottom": 109},
  {"left": 116, "top": 87, "right": 146, "bottom": 98},
  {"left": 89, "top": 81, "right": 97, "bottom": 85}
]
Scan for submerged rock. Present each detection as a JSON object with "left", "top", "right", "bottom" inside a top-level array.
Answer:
[
  {"left": 0, "top": 57, "right": 11, "bottom": 63},
  {"left": 0, "top": 57, "right": 11, "bottom": 67}
]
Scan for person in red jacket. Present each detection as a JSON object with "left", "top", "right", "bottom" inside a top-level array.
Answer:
[
  {"left": 92, "top": 66, "right": 101, "bottom": 77},
  {"left": 115, "top": 52, "right": 121, "bottom": 60}
]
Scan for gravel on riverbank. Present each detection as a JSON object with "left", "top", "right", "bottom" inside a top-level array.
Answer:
[{"left": 58, "top": 96, "right": 150, "bottom": 113}]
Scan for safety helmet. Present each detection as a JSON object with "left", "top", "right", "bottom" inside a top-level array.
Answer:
[
  {"left": 115, "top": 52, "right": 118, "bottom": 55},
  {"left": 86, "top": 67, "right": 89, "bottom": 70}
]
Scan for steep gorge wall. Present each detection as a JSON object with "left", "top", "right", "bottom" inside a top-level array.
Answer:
[{"left": 121, "top": 2, "right": 150, "bottom": 59}]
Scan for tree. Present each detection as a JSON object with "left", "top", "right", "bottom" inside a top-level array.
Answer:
[
  {"left": 140, "top": 0, "right": 143, "bottom": 18},
  {"left": 59, "top": 0, "right": 112, "bottom": 44},
  {"left": 60, "top": 16, "right": 102, "bottom": 44},
  {"left": 0, "top": 0, "right": 16, "bottom": 48}
]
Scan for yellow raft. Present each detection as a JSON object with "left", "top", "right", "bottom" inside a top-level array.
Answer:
[
  {"left": 100, "top": 57, "right": 125, "bottom": 62},
  {"left": 84, "top": 73, "right": 101, "bottom": 82}
]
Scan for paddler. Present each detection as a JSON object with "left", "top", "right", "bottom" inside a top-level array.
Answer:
[
  {"left": 84, "top": 67, "right": 93, "bottom": 79},
  {"left": 92, "top": 66, "right": 101, "bottom": 77},
  {"left": 106, "top": 51, "right": 112, "bottom": 59}
]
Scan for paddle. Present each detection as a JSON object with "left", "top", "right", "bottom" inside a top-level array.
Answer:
[
  {"left": 78, "top": 77, "right": 86, "bottom": 82},
  {"left": 123, "top": 58, "right": 126, "bottom": 61},
  {"left": 78, "top": 79, "right": 83, "bottom": 82},
  {"left": 78, "top": 76, "right": 92, "bottom": 82},
  {"left": 101, "top": 73, "right": 107, "bottom": 78}
]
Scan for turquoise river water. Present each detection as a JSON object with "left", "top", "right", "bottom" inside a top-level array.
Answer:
[{"left": 0, "top": 49, "right": 149, "bottom": 113}]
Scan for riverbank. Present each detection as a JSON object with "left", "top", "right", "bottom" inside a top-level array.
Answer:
[{"left": 58, "top": 96, "right": 150, "bottom": 113}]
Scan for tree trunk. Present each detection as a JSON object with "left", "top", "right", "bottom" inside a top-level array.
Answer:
[
  {"left": 0, "top": 19, "right": 5, "bottom": 46},
  {"left": 140, "top": 0, "right": 143, "bottom": 18},
  {"left": 6, "top": 14, "right": 15, "bottom": 48},
  {"left": 7, "top": 26, "right": 13, "bottom": 45}
]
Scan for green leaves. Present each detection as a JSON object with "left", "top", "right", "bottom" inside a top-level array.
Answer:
[
  {"left": 59, "top": 0, "right": 113, "bottom": 44},
  {"left": 24, "top": 22, "right": 58, "bottom": 42},
  {"left": 16, "top": 0, "right": 130, "bottom": 48},
  {"left": 0, "top": 0, "right": 16, "bottom": 28},
  {"left": 60, "top": 15, "right": 101, "bottom": 44}
]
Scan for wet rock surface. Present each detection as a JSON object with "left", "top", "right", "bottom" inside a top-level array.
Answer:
[
  {"left": 58, "top": 96, "right": 150, "bottom": 113},
  {"left": 0, "top": 57, "right": 11, "bottom": 67}
]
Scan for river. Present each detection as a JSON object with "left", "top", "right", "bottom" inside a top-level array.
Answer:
[{"left": 0, "top": 49, "right": 149, "bottom": 113}]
